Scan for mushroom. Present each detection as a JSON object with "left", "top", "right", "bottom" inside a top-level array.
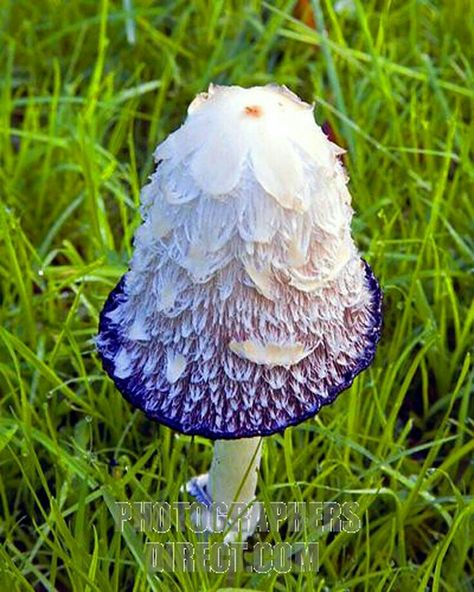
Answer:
[{"left": 97, "top": 84, "right": 383, "bottom": 540}]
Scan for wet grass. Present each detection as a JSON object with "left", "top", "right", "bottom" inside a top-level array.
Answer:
[{"left": 0, "top": 0, "right": 473, "bottom": 590}]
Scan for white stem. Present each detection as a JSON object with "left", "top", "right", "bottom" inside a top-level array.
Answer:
[
  {"left": 208, "top": 437, "right": 262, "bottom": 507},
  {"left": 185, "top": 437, "right": 263, "bottom": 540},
  {"left": 208, "top": 437, "right": 262, "bottom": 539}
]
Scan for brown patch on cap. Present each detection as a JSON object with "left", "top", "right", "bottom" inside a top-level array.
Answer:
[{"left": 244, "top": 105, "right": 263, "bottom": 118}]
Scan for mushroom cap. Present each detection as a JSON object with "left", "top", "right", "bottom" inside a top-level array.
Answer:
[{"left": 97, "top": 84, "right": 383, "bottom": 439}]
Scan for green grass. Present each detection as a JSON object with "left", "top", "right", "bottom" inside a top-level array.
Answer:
[{"left": 0, "top": 0, "right": 473, "bottom": 590}]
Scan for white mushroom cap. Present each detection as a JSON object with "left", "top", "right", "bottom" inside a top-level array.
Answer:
[
  {"left": 154, "top": 84, "right": 342, "bottom": 209},
  {"left": 97, "top": 84, "right": 382, "bottom": 439}
]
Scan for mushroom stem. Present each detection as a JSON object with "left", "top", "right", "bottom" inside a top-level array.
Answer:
[
  {"left": 186, "top": 437, "right": 262, "bottom": 540},
  {"left": 208, "top": 437, "right": 262, "bottom": 539},
  {"left": 209, "top": 436, "right": 262, "bottom": 510}
]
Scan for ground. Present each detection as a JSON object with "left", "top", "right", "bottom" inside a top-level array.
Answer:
[{"left": 0, "top": 0, "right": 473, "bottom": 590}]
